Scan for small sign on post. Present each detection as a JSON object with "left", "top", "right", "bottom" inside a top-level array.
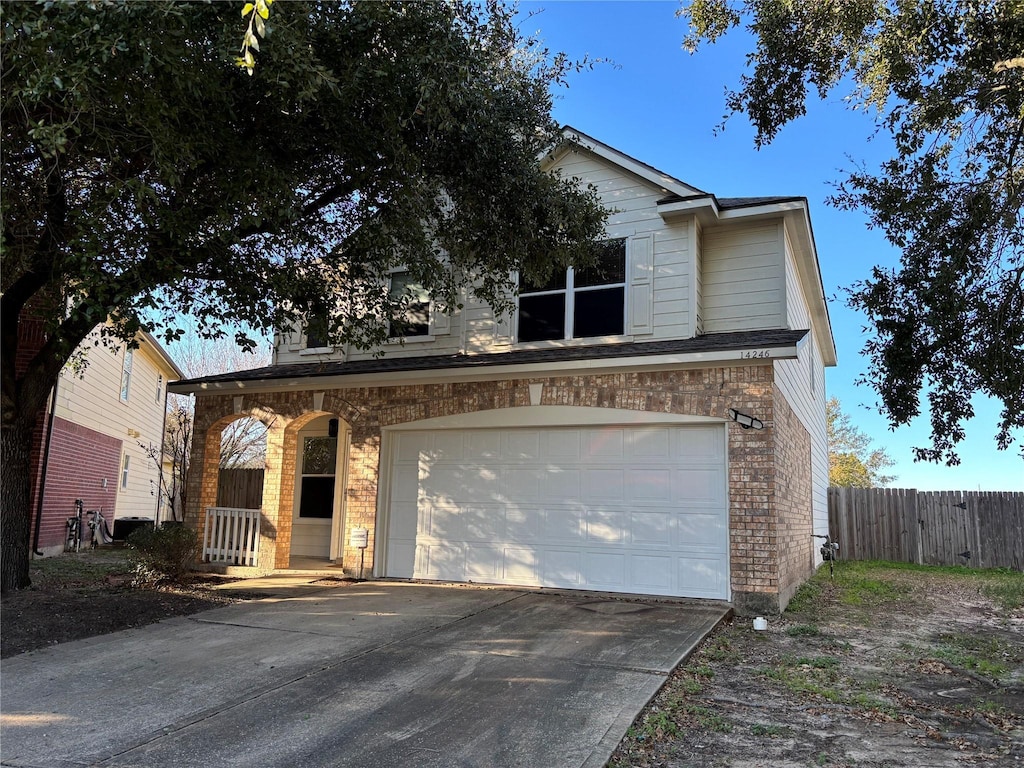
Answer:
[{"left": 349, "top": 527, "right": 369, "bottom": 580}]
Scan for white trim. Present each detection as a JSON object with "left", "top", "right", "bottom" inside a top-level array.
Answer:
[
  {"left": 381, "top": 405, "right": 725, "bottom": 432},
  {"left": 330, "top": 421, "right": 350, "bottom": 563},
  {"left": 548, "top": 127, "right": 704, "bottom": 198},
  {"left": 171, "top": 341, "right": 803, "bottom": 395}
]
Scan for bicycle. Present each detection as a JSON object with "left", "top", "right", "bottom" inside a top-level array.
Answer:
[{"left": 813, "top": 533, "right": 840, "bottom": 579}]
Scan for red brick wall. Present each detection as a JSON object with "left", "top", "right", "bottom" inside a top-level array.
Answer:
[
  {"left": 31, "top": 417, "right": 122, "bottom": 551},
  {"left": 187, "top": 364, "right": 811, "bottom": 611}
]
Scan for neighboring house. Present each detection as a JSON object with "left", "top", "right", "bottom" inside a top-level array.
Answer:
[
  {"left": 28, "top": 327, "right": 184, "bottom": 555},
  {"left": 170, "top": 128, "right": 836, "bottom": 615}
]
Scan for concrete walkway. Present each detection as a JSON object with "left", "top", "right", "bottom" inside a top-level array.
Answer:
[{"left": 0, "top": 581, "right": 727, "bottom": 768}]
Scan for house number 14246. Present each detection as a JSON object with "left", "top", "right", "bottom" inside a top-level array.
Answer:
[{"left": 741, "top": 350, "right": 772, "bottom": 359}]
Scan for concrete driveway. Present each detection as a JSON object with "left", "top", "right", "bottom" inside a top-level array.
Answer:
[{"left": 0, "top": 581, "right": 727, "bottom": 768}]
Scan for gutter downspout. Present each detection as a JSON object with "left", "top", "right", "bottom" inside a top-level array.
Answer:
[{"left": 32, "top": 382, "right": 60, "bottom": 557}]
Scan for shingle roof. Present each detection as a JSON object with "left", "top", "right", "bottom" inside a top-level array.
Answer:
[
  {"left": 171, "top": 329, "right": 809, "bottom": 389},
  {"left": 656, "top": 193, "right": 805, "bottom": 209}
]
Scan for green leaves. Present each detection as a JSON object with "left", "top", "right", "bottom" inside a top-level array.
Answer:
[
  {"left": 237, "top": 0, "right": 272, "bottom": 75},
  {"left": 682, "top": 0, "right": 1024, "bottom": 463}
]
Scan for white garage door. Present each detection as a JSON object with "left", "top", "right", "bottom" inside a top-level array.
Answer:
[{"left": 384, "top": 424, "right": 729, "bottom": 599}]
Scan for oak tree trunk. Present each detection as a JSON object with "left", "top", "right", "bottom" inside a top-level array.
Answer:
[{"left": 1, "top": 418, "right": 35, "bottom": 593}]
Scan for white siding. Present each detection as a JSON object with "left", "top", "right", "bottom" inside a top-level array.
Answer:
[
  {"left": 701, "top": 222, "right": 784, "bottom": 333},
  {"left": 773, "top": 224, "right": 829, "bottom": 536},
  {"left": 56, "top": 333, "right": 175, "bottom": 521}
]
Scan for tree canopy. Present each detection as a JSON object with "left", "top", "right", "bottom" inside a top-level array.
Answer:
[
  {"left": 681, "top": 0, "right": 1024, "bottom": 464},
  {"left": 827, "top": 397, "right": 896, "bottom": 488},
  {"left": 0, "top": 0, "right": 606, "bottom": 592}
]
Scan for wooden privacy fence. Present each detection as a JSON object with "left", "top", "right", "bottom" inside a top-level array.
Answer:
[
  {"left": 217, "top": 468, "right": 264, "bottom": 509},
  {"left": 203, "top": 506, "right": 261, "bottom": 566},
  {"left": 828, "top": 488, "right": 1024, "bottom": 570}
]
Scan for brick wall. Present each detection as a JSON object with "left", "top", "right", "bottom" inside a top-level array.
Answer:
[
  {"left": 188, "top": 364, "right": 808, "bottom": 610},
  {"left": 32, "top": 417, "right": 122, "bottom": 551},
  {"left": 772, "top": 386, "right": 814, "bottom": 610}
]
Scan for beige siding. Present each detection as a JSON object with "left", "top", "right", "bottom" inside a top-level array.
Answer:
[
  {"left": 774, "top": 224, "right": 829, "bottom": 535},
  {"left": 273, "top": 147, "right": 704, "bottom": 363},
  {"left": 56, "top": 333, "right": 176, "bottom": 521},
  {"left": 702, "top": 221, "right": 784, "bottom": 333}
]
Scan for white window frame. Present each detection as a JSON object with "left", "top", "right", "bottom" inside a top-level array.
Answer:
[
  {"left": 120, "top": 453, "right": 130, "bottom": 490},
  {"left": 120, "top": 349, "right": 134, "bottom": 402},
  {"left": 386, "top": 269, "right": 433, "bottom": 342},
  {"left": 516, "top": 243, "right": 628, "bottom": 343},
  {"left": 155, "top": 374, "right": 163, "bottom": 404}
]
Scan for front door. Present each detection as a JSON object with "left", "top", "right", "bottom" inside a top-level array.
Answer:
[{"left": 292, "top": 429, "right": 337, "bottom": 558}]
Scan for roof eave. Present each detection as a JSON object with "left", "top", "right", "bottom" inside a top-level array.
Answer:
[{"left": 168, "top": 340, "right": 804, "bottom": 396}]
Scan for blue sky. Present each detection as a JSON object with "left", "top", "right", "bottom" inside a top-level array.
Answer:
[{"left": 519, "top": 1, "right": 1023, "bottom": 491}]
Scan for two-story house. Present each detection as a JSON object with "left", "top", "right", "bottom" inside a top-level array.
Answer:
[
  {"left": 170, "top": 129, "right": 836, "bottom": 615},
  {"left": 29, "top": 328, "right": 184, "bottom": 555}
]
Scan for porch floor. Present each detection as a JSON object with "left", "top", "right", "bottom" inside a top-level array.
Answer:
[{"left": 286, "top": 556, "right": 347, "bottom": 574}]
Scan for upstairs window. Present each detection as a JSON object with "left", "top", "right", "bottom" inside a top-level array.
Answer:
[
  {"left": 155, "top": 374, "right": 163, "bottom": 404},
  {"left": 517, "top": 239, "right": 626, "bottom": 342},
  {"left": 388, "top": 271, "right": 430, "bottom": 338},
  {"left": 303, "top": 314, "right": 331, "bottom": 350},
  {"left": 120, "top": 348, "right": 134, "bottom": 402}
]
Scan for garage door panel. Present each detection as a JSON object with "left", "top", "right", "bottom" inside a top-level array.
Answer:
[
  {"left": 434, "top": 431, "right": 465, "bottom": 461},
  {"left": 467, "top": 431, "right": 501, "bottom": 458},
  {"left": 679, "top": 555, "right": 727, "bottom": 597},
  {"left": 582, "top": 468, "right": 625, "bottom": 500},
  {"left": 583, "top": 428, "right": 624, "bottom": 459},
  {"left": 502, "top": 431, "right": 540, "bottom": 459},
  {"left": 584, "top": 551, "right": 626, "bottom": 587},
  {"left": 585, "top": 508, "right": 626, "bottom": 544},
  {"left": 421, "top": 544, "right": 465, "bottom": 581},
  {"left": 388, "top": 541, "right": 415, "bottom": 578},
  {"left": 388, "top": 501, "right": 420, "bottom": 539},
  {"left": 673, "top": 427, "right": 725, "bottom": 462},
  {"left": 392, "top": 465, "right": 420, "bottom": 503},
  {"left": 503, "top": 468, "right": 542, "bottom": 500},
  {"left": 461, "top": 504, "right": 504, "bottom": 541},
  {"left": 678, "top": 512, "right": 727, "bottom": 550},
  {"left": 631, "top": 554, "right": 673, "bottom": 589},
  {"left": 629, "top": 511, "right": 673, "bottom": 546},
  {"left": 502, "top": 548, "right": 537, "bottom": 581},
  {"left": 543, "top": 549, "right": 582, "bottom": 587},
  {"left": 627, "top": 468, "right": 673, "bottom": 501},
  {"left": 672, "top": 468, "right": 725, "bottom": 505},
  {"left": 542, "top": 505, "right": 584, "bottom": 542},
  {"left": 466, "top": 544, "right": 501, "bottom": 579},
  {"left": 396, "top": 432, "right": 431, "bottom": 462},
  {"left": 423, "top": 503, "right": 462, "bottom": 539},
  {"left": 543, "top": 430, "right": 581, "bottom": 459},
  {"left": 386, "top": 424, "right": 729, "bottom": 600},
  {"left": 505, "top": 505, "right": 542, "bottom": 541},
  {"left": 539, "top": 467, "right": 581, "bottom": 500},
  {"left": 626, "top": 427, "right": 670, "bottom": 458}
]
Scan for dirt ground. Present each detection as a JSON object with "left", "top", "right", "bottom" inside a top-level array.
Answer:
[
  {"left": 0, "top": 548, "right": 254, "bottom": 658},
  {"left": 609, "top": 562, "right": 1024, "bottom": 767}
]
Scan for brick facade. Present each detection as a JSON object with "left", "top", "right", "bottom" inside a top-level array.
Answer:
[
  {"left": 188, "top": 363, "right": 811, "bottom": 613},
  {"left": 772, "top": 386, "right": 815, "bottom": 609},
  {"left": 31, "top": 417, "right": 123, "bottom": 552}
]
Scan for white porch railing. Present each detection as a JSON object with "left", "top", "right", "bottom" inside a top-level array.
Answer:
[{"left": 203, "top": 507, "right": 261, "bottom": 566}]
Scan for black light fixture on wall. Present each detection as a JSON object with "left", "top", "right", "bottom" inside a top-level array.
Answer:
[{"left": 728, "top": 408, "right": 764, "bottom": 430}]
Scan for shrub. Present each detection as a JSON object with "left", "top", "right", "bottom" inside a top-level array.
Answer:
[{"left": 126, "top": 525, "right": 200, "bottom": 585}]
